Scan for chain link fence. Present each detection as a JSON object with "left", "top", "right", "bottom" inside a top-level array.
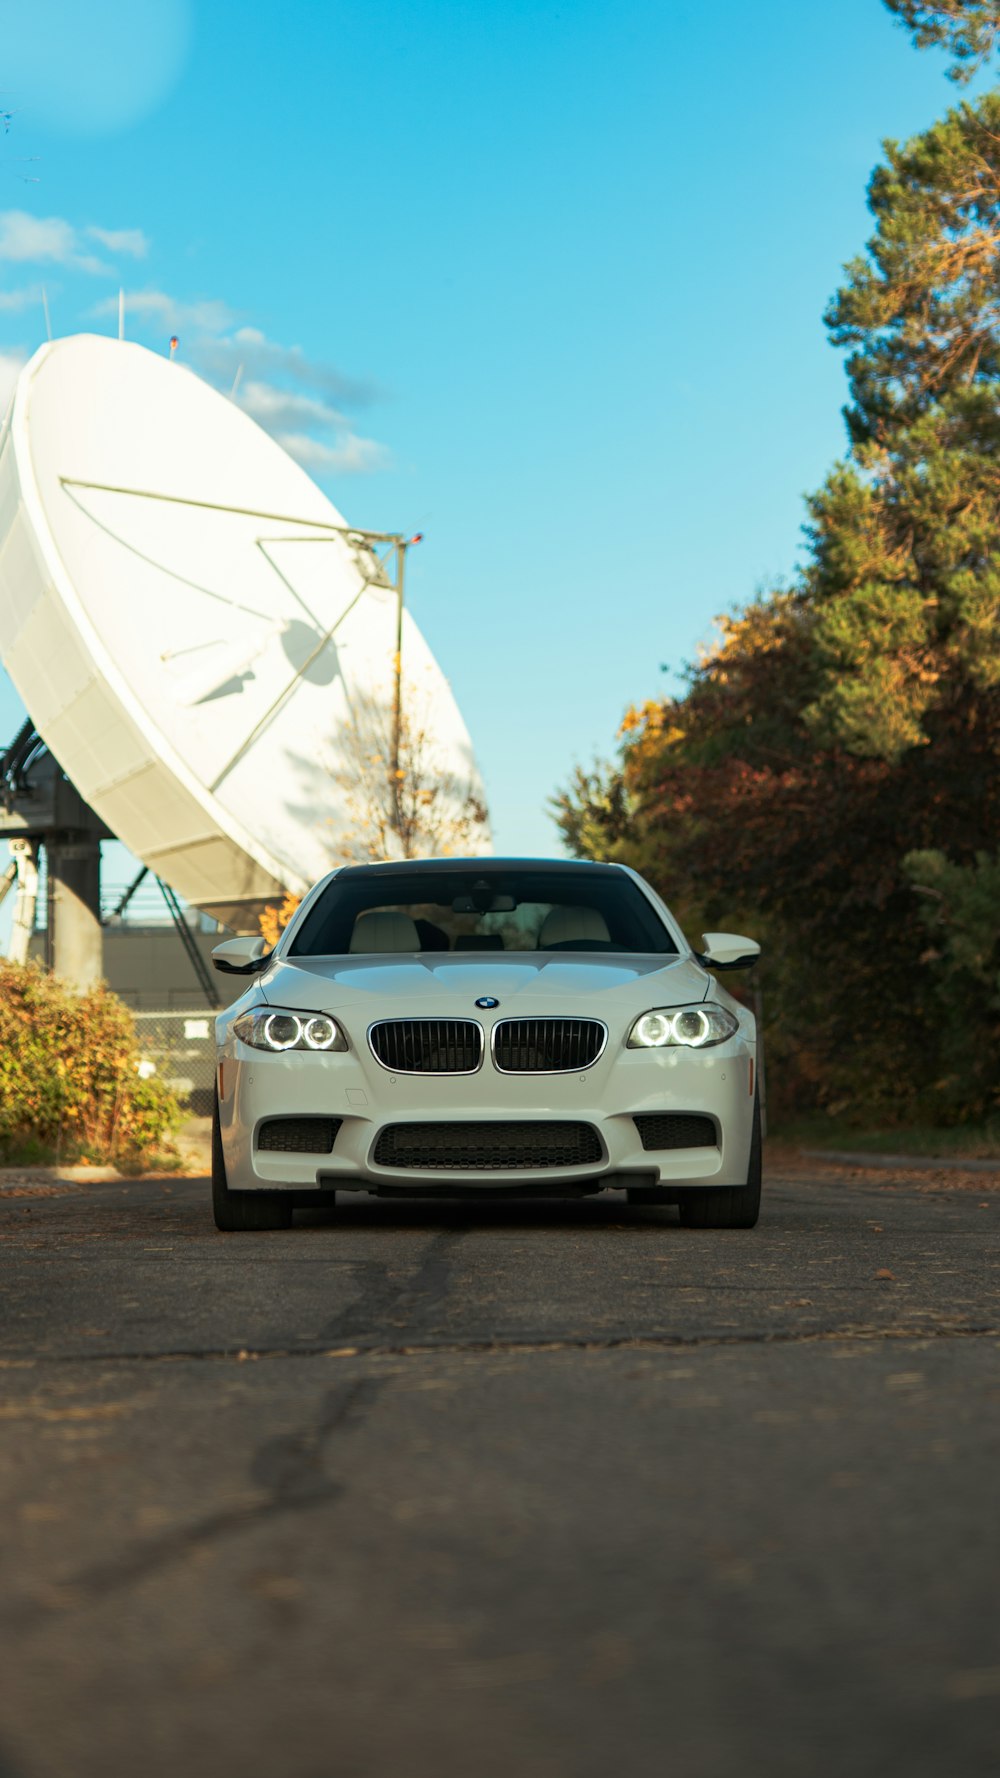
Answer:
[{"left": 133, "top": 1010, "right": 217, "bottom": 1116}]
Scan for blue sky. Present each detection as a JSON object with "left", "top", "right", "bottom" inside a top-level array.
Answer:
[{"left": 0, "top": 0, "right": 982, "bottom": 916}]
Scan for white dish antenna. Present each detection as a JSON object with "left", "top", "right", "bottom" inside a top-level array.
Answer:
[{"left": 0, "top": 334, "right": 488, "bottom": 926}]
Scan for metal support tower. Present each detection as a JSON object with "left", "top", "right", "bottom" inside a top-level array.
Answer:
[{"left": 1, "top": 722, "right": 108, "bottom": 988}]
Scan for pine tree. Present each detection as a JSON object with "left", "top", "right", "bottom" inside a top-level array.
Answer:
[
  {"left": 554, "top": 15, "right": 1000, "bottom": 1125},
  {"left": 885, "top": 1, "right": 1000, "bottom": 80},
  {"left": 827, "top": 94, "right": 1000, "bottom": 445}
]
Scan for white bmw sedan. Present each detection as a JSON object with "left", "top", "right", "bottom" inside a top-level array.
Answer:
[{"left": 211, "top": 858, "right": 761, "bottom": 1232}]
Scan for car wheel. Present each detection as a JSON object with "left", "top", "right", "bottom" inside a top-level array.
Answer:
[
  {"left": 677, "top": 1094, "right": 762, "bottom": 1230},
  {"left": 211, "top": 1091, "right": 293, "bottom": 1232}
]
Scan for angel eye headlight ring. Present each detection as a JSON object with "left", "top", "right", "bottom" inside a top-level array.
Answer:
[
  {"left": 673, "top": 1008, "right": 711, "bottom": 1045},
  {"left": 626, "top": 1003, "right": 738, "bottom": 1050},
  {"left": 233, "top": 1009, "right": 347, "bottom": 1053},
  {"left": 631, "top": 1011, "right": 673, "bottom": 1048}
]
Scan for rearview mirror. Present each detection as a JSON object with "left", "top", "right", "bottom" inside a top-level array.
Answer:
[
  {"left": 697, "top": 931, "right": 760, "bottom": 971},
  {"left": 212, "top": 935, "right": 272, "bottom": 975}
]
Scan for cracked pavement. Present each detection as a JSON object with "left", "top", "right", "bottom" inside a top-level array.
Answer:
[{"left": 1, "top": 1163, "right": 999, "bottom": 1777}]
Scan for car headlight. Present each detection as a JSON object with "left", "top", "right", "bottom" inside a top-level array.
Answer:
[
  {"left": 627, "top": 1003, "right": 739, "bottom": 1049},
  {"left": 232, "top": 1008, "right": 347, "bottom": 1053}
]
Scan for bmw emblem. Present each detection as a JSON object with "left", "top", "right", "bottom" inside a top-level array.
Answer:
[{"left": 475, "top": 996, "right": 499, "bottom": 1010}]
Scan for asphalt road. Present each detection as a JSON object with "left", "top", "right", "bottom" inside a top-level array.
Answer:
[{"left": 1, "top": 1162, "right": 999, "bottom": 1778}]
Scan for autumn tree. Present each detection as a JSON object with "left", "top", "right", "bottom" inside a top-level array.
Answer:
[
  {"left": 260, "top": 674, "right": 489, "bottom": 943},
  {"left": 555, "top": 18, "right": 1000, "bottom": 1126},
  {"left": 333, "top": 680, "right": 489, "bottom": 864}
]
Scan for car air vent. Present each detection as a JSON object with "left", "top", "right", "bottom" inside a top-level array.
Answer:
[
  {"left": 632, "top": 1114, "right": 716, "bottom": 1151},
  {"left": 372, "top": 1121, "right": 603, "bottom": 1171},
  {"left": 257, "top": 1117, "right": 342, "bottom": 1154},
  {"left": 369, "top": 1019, "right": 482, "bottom": 1074},
  {"left": 492, "top": 1018, "right": 606, "bottom": 1072}
]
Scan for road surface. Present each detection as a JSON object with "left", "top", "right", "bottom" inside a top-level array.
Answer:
[{"left": 1, "top": 1161, "right": 998, "bottom": 1777}]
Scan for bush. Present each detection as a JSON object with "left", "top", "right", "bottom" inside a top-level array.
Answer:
[{"left": 0, "top": 960, "right": 182, "bottom": 1165}]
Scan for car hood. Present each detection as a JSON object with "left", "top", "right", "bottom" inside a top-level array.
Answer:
[{"left": 258, "top": 952, "right": 711, "bottom": 1014}]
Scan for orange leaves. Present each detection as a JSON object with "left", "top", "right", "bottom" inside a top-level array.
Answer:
[
  {"left": 259, "top": 894, "right": 302, "bottom": 949},
  {"left": 0, "top": 960, "right": 180, "bottom": 1165}
]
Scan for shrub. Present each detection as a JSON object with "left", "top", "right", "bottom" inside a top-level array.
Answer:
[{"left": 0, "top": 960, "right": 182, "bottom": 1165}]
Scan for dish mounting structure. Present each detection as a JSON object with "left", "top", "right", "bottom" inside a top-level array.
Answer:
[{"left": 0, "top": 334, "right": 488, "bottom": 996}]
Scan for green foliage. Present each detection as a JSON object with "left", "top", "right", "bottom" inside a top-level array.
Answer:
[
  {"left": 904, "top": 848, "right": 1000, "bottom": 1114},
  {"left": 0, "top": 961, "right": 181, "bottom": 1164},
  {"left": 802, "top": 396, "right": 1000, "bottom": 757},
  {"left": 827, "top": 94, "right": 1000, "bottom": 444},
  {"left": 885, "top": 1, "right": 1000, "bottom": 81}
]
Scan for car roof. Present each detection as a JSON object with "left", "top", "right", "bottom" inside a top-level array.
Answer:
[{"left": 334, "top": 857, "right": 628, "bottom": 880}]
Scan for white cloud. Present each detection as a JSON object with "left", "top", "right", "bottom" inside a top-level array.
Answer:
[
  {"left": 0, "top": 286, "right": 41, "bottom": 312},
  {"left": 196, "top": 325, "right": 377, "bottom": 407},
  {"left": 0, "top": 349, "right": 27, "bottom": 413},
  {"left": 0, "top": 210, "right": 149, "bottom": 275},
  {"left": 0, "top": 210, "right": 107, "bottom": 274},
  {"left": 278, "top": 431, "right": 390, "bottom": 475},
  {"left": 91, "top": 287, "right": 236, "bottom": 333},
  {"left": 237, "top": 379, "right": 348, "bottom": 434},
  {"left": 87, "top": 225, "right": 148, "bottom": 258},
  {"left": 188, "top": 320, "right": 389, "bottom": 476},
  {"left": 90, "top": 289, "right": 391, "bottom": 478}
]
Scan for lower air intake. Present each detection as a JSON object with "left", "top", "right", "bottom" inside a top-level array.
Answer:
[
  {"left": 632, "top": 1114, "right": 716, "bottom": 1150},
  {"left": 373, "top": 1121, "right": 603, "bottom": 1171},
  {"left": 257, "top": 1117, "right": 342, "bottom": 1154}
]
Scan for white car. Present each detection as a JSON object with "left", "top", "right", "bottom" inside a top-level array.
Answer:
[{"left": 210, "top": 858, "right": 762, "bottom": 1232}]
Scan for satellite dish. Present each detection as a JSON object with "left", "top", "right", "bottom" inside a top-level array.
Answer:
[{"left": 0, "top": 334, "right": 488, "bottom": 927}]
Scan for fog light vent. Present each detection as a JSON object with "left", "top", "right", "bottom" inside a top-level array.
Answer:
[
  {"left": 257, "top": 1117, "right": 341, "bottom": 1154},
  {"left": 632, "top": 1114, "right": 716, "bottom": 1151}
]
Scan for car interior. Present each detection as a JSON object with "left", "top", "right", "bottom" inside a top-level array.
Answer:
[
  {"left": 289, "top": 870, "right": 677, "bottom": 957},
  {"left": 346, "top": 905, "right": 615, "bottom": 953}
]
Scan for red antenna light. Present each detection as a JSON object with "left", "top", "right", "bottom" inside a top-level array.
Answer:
[
  {"left": 168, "top": 336, "right": 179, "bottom": 358},
  {"left": 408, "top": 533, "right": 424, "bottom": 545}
]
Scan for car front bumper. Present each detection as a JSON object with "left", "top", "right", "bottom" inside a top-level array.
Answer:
[{"left": 218, "top": 1033, "right": 758, "bottom": 1194}]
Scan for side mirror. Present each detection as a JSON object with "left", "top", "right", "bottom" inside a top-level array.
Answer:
[
  {"left": 212, "top": 935, "right": 272, "bottom": 975},
  {"left": 696, "top": 931, "right": 760, "bottom": 971}
]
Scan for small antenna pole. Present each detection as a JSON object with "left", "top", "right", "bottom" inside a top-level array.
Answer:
[
  {"left": 389, "top": 533, "right": 423, "bottom": 829},
  {"left": 391, "top": 538, "right": 405, "bottom": 823},
  {"left": 168, "top": 335, "right": 179, "bottom": 360},
  {"left": 41, "top": 287, "right": 52, "bottom": 342},
  {"left": 118, "top": 288, "right": 125, "bottom": 341},
  {"left": 230, "top": 363, "right": 244, "bottom": 401}
]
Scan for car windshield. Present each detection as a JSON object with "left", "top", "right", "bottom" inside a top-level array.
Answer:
[{"left": 289, "top": 866, "right": 676, "bottom": 957}]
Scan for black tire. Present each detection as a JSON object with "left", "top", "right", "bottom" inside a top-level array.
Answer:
[
  {"left": 211, "top": 1092, "right": 293, "bottom": 1232},
  {"left": 677, "top": 1095, "right": 762, "bottom": 1230}
]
